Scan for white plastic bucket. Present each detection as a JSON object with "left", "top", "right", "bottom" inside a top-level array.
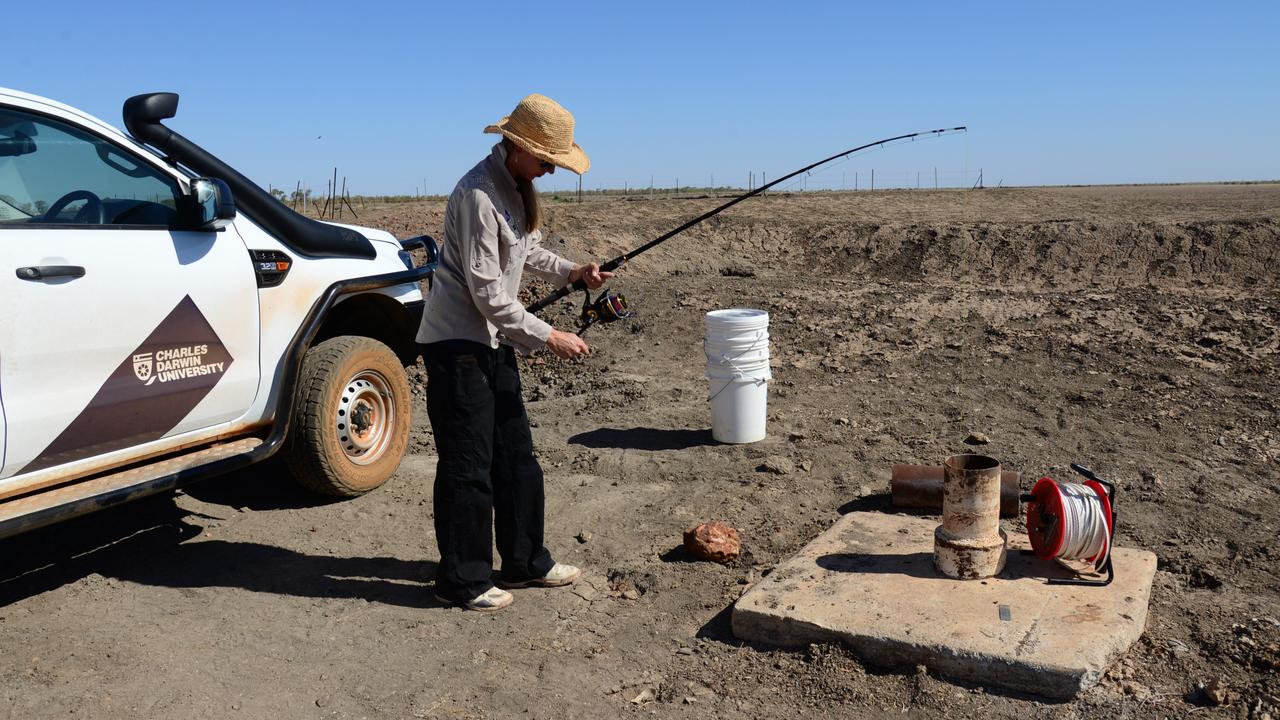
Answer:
[
  {"left": 706, "top": 328, "right": 769, "bottom": 341},
  {"left": 706, "top": 358, "right": 771, "bottom": 380},
  {"left": 708, "top": 376, "right": 769, "bottom": 443},
  {"left": 704, "top": 340, "right": 771, "bottom": 367},
  {"left": 706, "top": 308, "right": 770, "bottom": 334},
  {"left": 705, "top": 309, "right": 771, "bottom": 444}
]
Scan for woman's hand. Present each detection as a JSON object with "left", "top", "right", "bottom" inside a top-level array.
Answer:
[
  {"left": 569, "top": 262, "right": 614, "bottom": 290},
  {"left": 546, "top": 329, "right": 589, "bottom": 360}
]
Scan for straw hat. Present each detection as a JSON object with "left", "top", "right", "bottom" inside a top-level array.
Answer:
[{"left": 484, "top": 94, "right": 590, "bottom": 175}]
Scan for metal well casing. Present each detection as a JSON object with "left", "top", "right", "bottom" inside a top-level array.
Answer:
[
  {"left": 890, "top": 463, "right": 1021, "bottom": 517},
  {"left": 934, "top": 454, "right": 1007, "bottom": 579}
]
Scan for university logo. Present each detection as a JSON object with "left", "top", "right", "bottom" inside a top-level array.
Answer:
[
  {"left": 133, "top": 352, "right": 156, "bottom": 385},
  {"left": 21, "top": 295, "right": 235, "bottom": 475}
]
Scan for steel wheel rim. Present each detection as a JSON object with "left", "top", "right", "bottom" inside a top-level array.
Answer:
[{"left": 336, "top": 370, "right": 395, "bottom": 465}]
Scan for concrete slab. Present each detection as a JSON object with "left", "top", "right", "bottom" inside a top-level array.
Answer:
[{"left": 732, "top": 511, "right": 1157, "bottom": 700}]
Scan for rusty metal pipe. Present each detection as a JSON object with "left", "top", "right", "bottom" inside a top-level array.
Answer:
[
  {"left": 933, "top": 454, "right": 1008, "bottom": 579},
  {"left": 891, "top": 464, "right": 1020, "bottom": 517}
]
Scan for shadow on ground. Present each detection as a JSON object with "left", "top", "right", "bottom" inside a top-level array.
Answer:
[
  {"left": 111, "top": 539, "right": 439, "bottom": 608},
  {"left": 815, "top": 551, "right": 941, "bottom": 579},
  {"left": 0, "top": 492, "right": 198, "bottom": 604},
  {"left": 179, "top": 455, "right": 343, "bottom": 512},
  {"left": 695, "top": 604, "right": 737, "bottom": 643},
  {"left": 568, "top": 427, "right": 716, "bottom": 451},
  {"left": 837, "top": 493, "right": 898, "bottom": 515},
  {"left": 0, "top": 461, "right": 439, "bottom": 609}
]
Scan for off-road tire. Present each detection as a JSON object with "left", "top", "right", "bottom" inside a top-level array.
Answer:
[{"left": 284, "top": 336, "right": 411, "bottom": 497}]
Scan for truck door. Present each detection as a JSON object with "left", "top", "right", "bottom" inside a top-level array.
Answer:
[
  {"left": 0, "top": 376, "right": 6, "bottom": 471},
  {"left": 0, "top": 104, "right": 261, "bottom": 483}
]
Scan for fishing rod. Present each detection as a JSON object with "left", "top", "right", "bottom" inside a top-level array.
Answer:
[{"left": 527, "top": 125, "right": 968, "bottom": 325}]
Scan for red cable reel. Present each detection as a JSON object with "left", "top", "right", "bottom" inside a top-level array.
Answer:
[{"left": 1024, "top": 463, "right": 1116, "bottom": 586}]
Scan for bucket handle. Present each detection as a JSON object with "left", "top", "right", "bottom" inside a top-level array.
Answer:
[
  {"left": 706, "top": 352, "right": 771, "bottom": 402},
  {"left": 703, "top": 331, "right": 768, "bottom": 367},
  {"left": 706, "top": 371, "right": 762, "bottom": 399},
  {"left": 704, "top": 331, "right": 770, "bottom": 401}
]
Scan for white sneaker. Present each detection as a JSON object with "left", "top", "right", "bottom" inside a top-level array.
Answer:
[
  {"left": 436, "top": 586, "right": 514, "bottom": 612},
  {"left": 499, "top": 563, "right": 582, "bottom": 589}
]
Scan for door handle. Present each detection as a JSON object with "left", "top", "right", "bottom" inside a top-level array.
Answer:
[{"left": 16, "top": 265, "right": 86, "bottom": 281}]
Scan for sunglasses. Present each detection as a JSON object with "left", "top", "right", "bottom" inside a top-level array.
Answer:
[{"left": 539, "top": 160, "right": 555, "bottom": 171}]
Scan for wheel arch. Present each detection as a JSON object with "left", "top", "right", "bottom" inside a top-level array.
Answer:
[{"left": 312, "top": 293, "right": 421, "bottom": 366}]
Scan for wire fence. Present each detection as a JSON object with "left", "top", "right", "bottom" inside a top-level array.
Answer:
[
  {"left": 537, "top": 167, "right": 987, "bottom": 201},
  {"left": 280, "top": 151, "right": 987, "bottom": 209},
  {"left": 543, "top": 127, "right": 978, "bottom": 197},
  {"left": 280, "top": 127, "right": 980, "bottom": 204}
]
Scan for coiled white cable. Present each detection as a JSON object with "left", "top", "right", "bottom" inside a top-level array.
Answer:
[{"left": 1054, "top": 481, "right": 1111, "bottom": 568}]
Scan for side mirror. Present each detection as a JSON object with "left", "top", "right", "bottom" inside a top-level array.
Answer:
[{"left": 189, "top": 177, "right": 236, "bottom": 230}]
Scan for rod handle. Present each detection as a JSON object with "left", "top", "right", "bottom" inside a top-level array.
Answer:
[
  {"left": 527, "top": 253, "right": 626, "bottom": 315},
  {"left": 527, "top": 281, "right": 581, "bottom": 315}
]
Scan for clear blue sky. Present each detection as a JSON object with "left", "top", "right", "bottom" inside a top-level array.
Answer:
[{"left": 4, "top": 1, "right": 1277, "bottom": 195}]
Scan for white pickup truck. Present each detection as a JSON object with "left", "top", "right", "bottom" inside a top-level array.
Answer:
[{"left": 0, "top": 88, "right": 437, "bottom": 538}]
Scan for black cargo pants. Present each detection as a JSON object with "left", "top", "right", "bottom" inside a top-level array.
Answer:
[{"left": 422, "top": 340, "right": 554, "bottom": 601}]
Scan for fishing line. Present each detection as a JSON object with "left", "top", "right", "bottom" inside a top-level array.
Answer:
[
  {"left": 766, "top": 132, "right": 950, "bottom": 193},
  {"left": 526, "top": 126, "right": 967, "bottom": 317}
]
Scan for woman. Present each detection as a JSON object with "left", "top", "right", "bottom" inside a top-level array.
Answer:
[{"left": 416, "top": 94, "right": 611, "bottom": 612}]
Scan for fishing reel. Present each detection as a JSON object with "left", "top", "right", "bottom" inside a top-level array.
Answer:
[{"left": 578, "top": 287, "right": 633, "bottom": 333}]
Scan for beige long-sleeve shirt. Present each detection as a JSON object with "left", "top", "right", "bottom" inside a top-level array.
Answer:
[{"left": 416, "top": 143, "right": 575, "bottom": 353}]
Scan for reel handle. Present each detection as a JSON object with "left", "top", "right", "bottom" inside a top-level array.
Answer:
[{"left": 1070, "top": 463, "right": 1099, "bottom": 481}]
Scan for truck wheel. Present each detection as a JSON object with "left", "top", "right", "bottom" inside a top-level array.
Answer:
[{"left": 285, "top": 336, "right": 411, "bottom": 497}]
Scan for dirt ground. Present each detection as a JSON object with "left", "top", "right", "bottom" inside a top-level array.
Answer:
[{"left": 2, "top": 184, "right": 1278, "bottom": 719}]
